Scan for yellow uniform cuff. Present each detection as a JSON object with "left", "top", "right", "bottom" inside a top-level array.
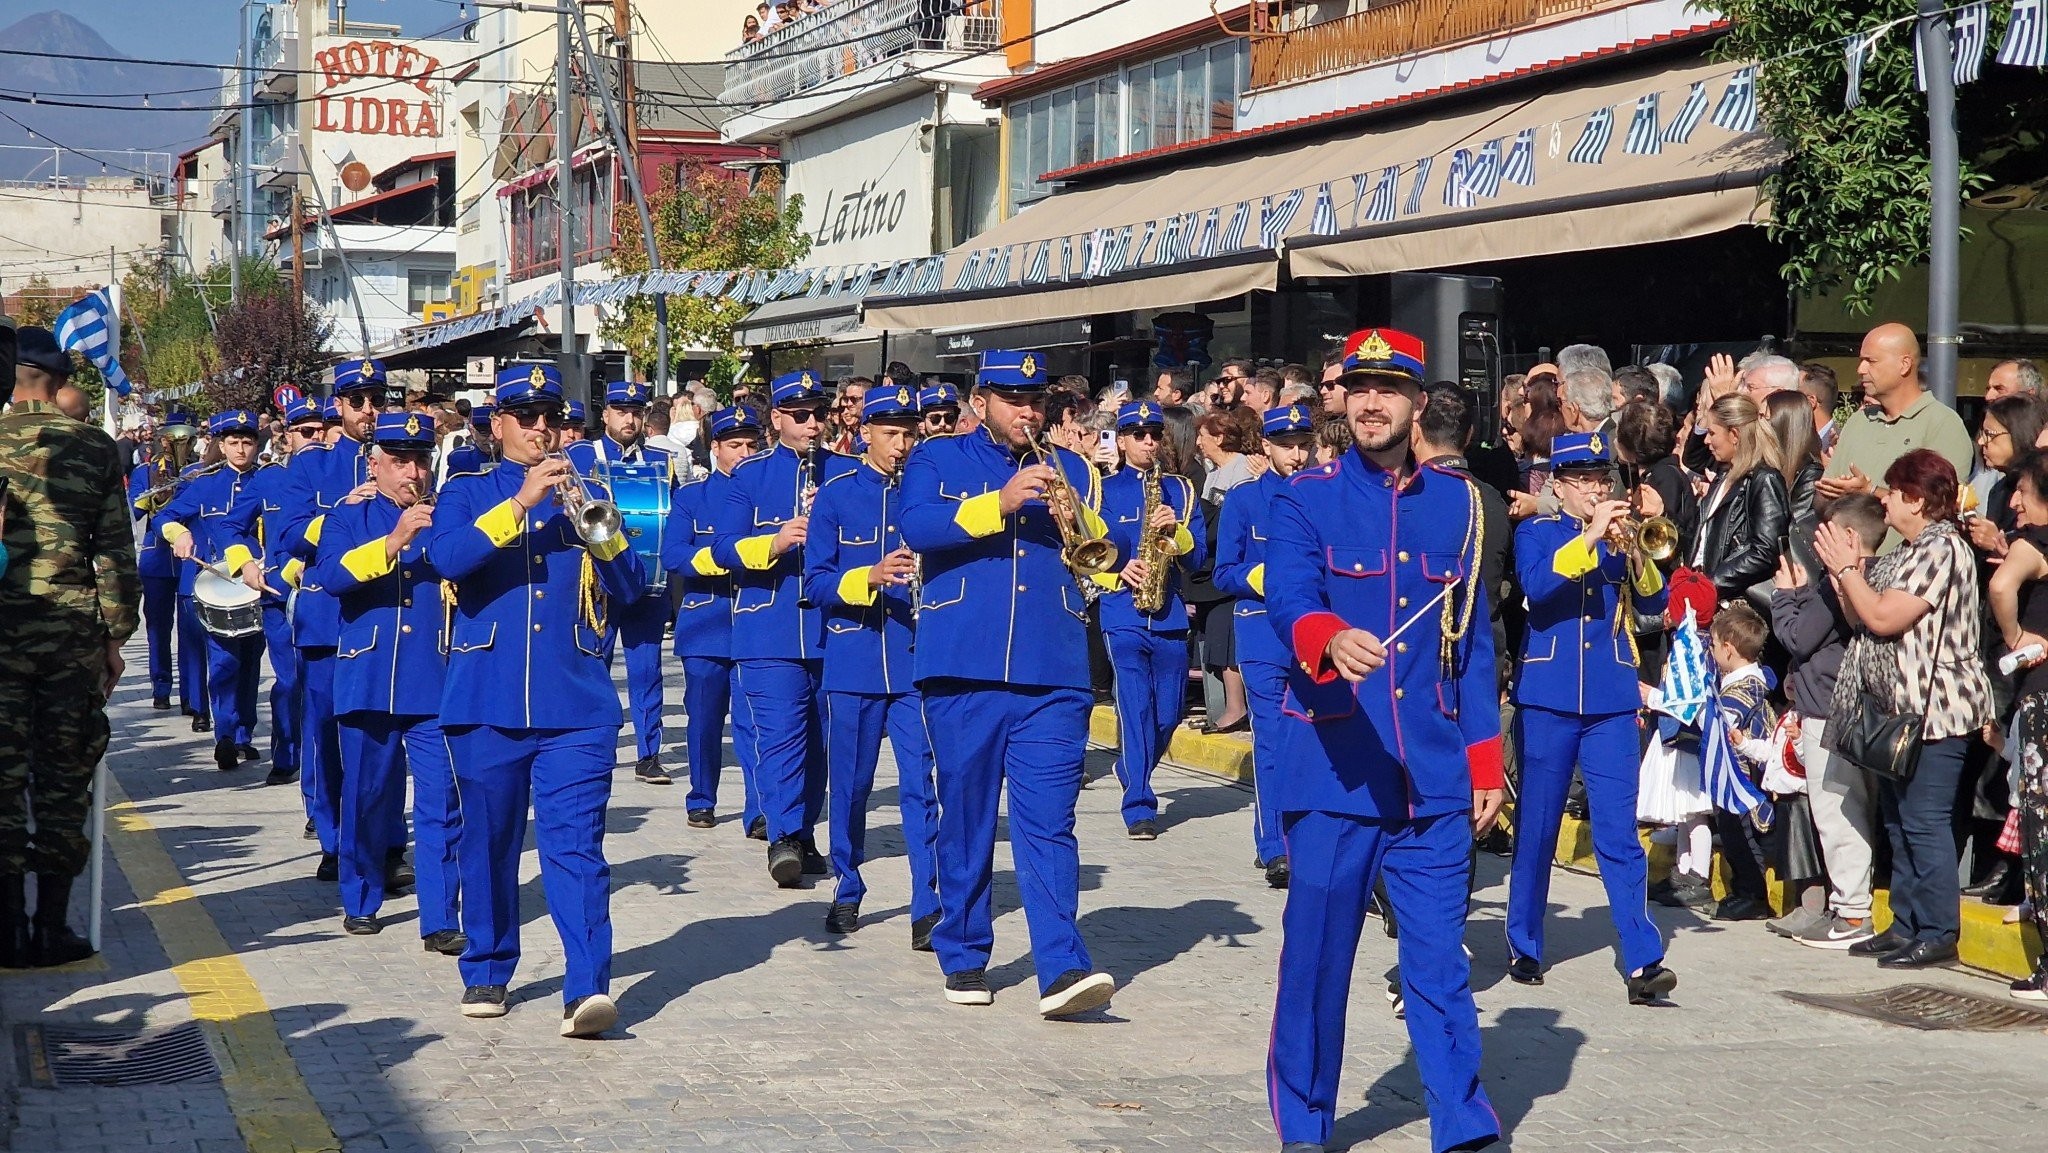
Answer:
[
  {"left": 954, "top": 491, "right": 1006, "bottom": 538},
  {"left": 474, "top": 499, "right": 525, "bottom": 548},
  {"left": 1091, "top": 571, "right": 1123, "bottom": 592},
  {"left": 1248, "top": 563, "right": 1265, "bottom": 597},
  {"left": 221, "top": 544, "right": 255, "bottom": 574},
  {"left": 1552, "top": 535, "right": 1600, "bottom": 580},
  {"left": 1075, "top": 503, "right": 1108, "bottom": 540},
  {"left": 691, "top": 547, "right": 728, "bottom": 577},
  {"left": 340, "top": 539, "right": 396, "bottom": 582},
  {"left": 588, "top": 532, "right": 629, "bottom": 562},
  {"left": 1171, "top": 525, "right": 1195, "bottom": 556},
  {"left": 282, "top": 558, "right": 305, "bottom": 588},
  {"left": 735, "top": 534, "right": 778, "bottom": 570},
  {"left": 837, "top": 567, "right": 876, "bottom": 606},
  {"left": 1632, "top": 557, "right": 1666, "bottom": 597},
  {"left": 304, "top": 514, "right": 325, "bottom": 547},
  {"left": 160, "top": 521, "right": 190, "bottom": 544}
]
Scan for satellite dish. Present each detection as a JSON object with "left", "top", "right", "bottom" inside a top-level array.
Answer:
[{"left": 340, "top": 162, "right": 373, "bottom": 193}]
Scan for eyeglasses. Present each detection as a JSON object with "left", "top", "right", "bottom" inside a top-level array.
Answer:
[
  {"left": 1978, "top": 427, "right": 2011, "bottom": 442},
  {"left": 339, "top": 392, "right": 377, "bottom": 410},
  {"left": 1555, "top": 471, "right": 1611, "bottom": 489},
  {"left": 503, "top": 407, "right": 568, "bottom": 430},
  {"left": 781, "top": 407, "right": 826, "bottom": 424},
  {"left": 1125, "top": 428, "right": 1164, "bottom": 442},
  {"left": 924, "top": 412, "right": 958, "bottom": 426},
  {"left": 289, "top": 424, "right": 324, "bottom": 438}
]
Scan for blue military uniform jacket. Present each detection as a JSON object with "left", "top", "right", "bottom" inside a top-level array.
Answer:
[
  {"left": 711, "top": 443, "right": 858, "bottom": 661},
  {"left": 128, "top": 462, "right": 180, "bottom": 582},
  {"left": 443, "top": 443, "right": 495, "bottom": 479},
  {"left": 235, "top": 435, "right": 370, "bottom": 648},
  {"left": 1212, "top": 470, "right": 1290, "bottom": 669},
  {"left": 425, "top": 461, "right": 648, "bottom": 729},
  {"left": 158, "top": 462, "right": 263, "bottom": 594},
  {"left": 1264, "top": 452, "right": 1502, "bottom": 820},
  {"left": 802, "top": 463, "right": 917, "bottom": 695},
  {"left": 306, "top": 494, "right": 448, "bottom": 718},
  {"left": 1512, "top": 512, "right": 1667, "bottom": 716},
  {"left": 899, "top": 427, "right": 1115, "bottom": 690},
  {"left": 662, "top": 468, "right": 736, "bottom": 660},
  {"left": 1096, "top": 465, "right": 1206, "bottom": 633}
]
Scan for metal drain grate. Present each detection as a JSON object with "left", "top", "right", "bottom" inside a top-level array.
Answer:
[
  {"left": 17, "top": 1022, "right": 220, "bottom": 1087},
  {"left": 1780, "top": 984, "right": 2048, "bottom": 1031}
]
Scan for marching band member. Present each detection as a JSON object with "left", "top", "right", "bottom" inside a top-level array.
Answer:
[
  {"left": 306, "top": 412, "right": 464, "bottom": 954},
  {"left": 163, "top": 416, "right": 217, "bottom": 733},
  {"left": 1262, "top": 328, "right": 1502, "bottom": 1153},
  {"left": 444, "top": 405, "right": 496, "bottom": 479},
  {"left": 227, "top": 396, "right": 321, "bottom": 789},
  {"left": 899, "top": 349, "right": 1119, "bottom": 1018},
  {"left": 712, "top": 370, "right": 856, "bottom": 887},
  {"left": 1095, "top": 400, "right": 1205, "bottom": 840},
  {"left": 562, "top": 400, "right": 588, "bottom": 444},
  {"left": 663, "top": 406, "right": 765, "bottom": 835},
  {"left": 426, "top": 363, "right": 646, "bottom": 1035},
  {"left": 158, "top": 410, "right": 269, "bottom": 773},
  {"left": 320, "top": 397, "right": 344, "bottom": 445},
  {"left": 1211, "top": 404, "right": 1318, "bottom": 888},
  {"left": 802, "top": 384, "right": 939, "bottom": 942},
  {"left": 918, "top": 382, "right": 961, "bottom": 438},
  {"left": 128, "top": 415, "right": 195, "bottom": 713},
  {"left": 567, "top": 381, "right": 674, "bottom": 784},
  {"left": 1506, "top": 431, "right": 1676, "bottom": 1004}
]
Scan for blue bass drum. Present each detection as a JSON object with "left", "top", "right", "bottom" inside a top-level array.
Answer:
[{"left": 601, "top": 460, "right": 674, "bottom": 593}]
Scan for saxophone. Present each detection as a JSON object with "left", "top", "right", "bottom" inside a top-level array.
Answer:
[{"left": 1130, "top": 467, "right": 1175, "bottom": 614}]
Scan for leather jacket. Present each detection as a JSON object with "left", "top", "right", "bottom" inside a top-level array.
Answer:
[{"left": 1696, "top": 466, "right": 1790, "bottom": 598}]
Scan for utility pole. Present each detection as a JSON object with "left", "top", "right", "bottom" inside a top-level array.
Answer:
[
  {"left": 612, "top": 0, "right": 636, "bottom": 154},
  {"left": 1917, "top": 0, "right": 1960, "bottom": 407},
  {"left": 556, "top": 5, "right": 580, "bottom": 403},
  {"left": 237, "top": 1, "right": 255, "bottom": 294},
  {"left": 290, "top": 187, "right": 304, "bottom": 301},
  {"left": 573, "top": 5, "right": 670, "bottom": 395}
]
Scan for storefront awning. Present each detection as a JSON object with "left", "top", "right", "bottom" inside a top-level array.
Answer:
[
  {"left": 864, "top": 52, "right": 1777, "bottom": 331},
  {"left": 734, "top": 295, "right": 870, "bottom": 346}
]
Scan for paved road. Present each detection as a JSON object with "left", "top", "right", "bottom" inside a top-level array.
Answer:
[{"left": 5, "top": 642, "right": 2047, "bottom": 1153}]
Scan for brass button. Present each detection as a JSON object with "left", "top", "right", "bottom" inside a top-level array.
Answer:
[
  {"left": 1017, "top": 584, "right": 1027, "bottom": 592},
  {"left": 1584, "top": 641, "right": 1593, "bottom": 649},
  {"left": 1398, "top": 551, "right": 1410, "bottom": 563},
  {"left": 535, "top": 590, "right": 545, "bottom": 600},
  {"left": 1396, "top": 642, "right": 1407, "bottom": 653},
  {"left": 400, "top": 598, "right": 411, "bottom": 608},
  {"left": 1017, "top": 548, "right": 1027, "bottom": 558},
  {"left": 1382, "top": 476, "right": 1392, "bottom": 487},
  {"left": 401, "top": 569, "right": 411, "bottom": 578},
  {"left": 1306, "top": 709, "right": 1316, "bottom": 719},
  {"left": 1352, "top": 563, "right": 1363, "bottom": 572},
  {"left": 534, "top": 623, "right": 544, "bottom": 633},
  {"left": 1398, "top": 596, "right": 1409, "bottom": 608},
  {"left": 400, "top": 624, "right": 412, "bottom": 634},
  {"left": 533, "top": 556, "right": 544, "bottom": 565},
  {"left": 1394, "top": 688, "right": 1405, "bottom": 700}
]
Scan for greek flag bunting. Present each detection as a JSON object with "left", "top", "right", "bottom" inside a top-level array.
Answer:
[
  {"left": 952, "top": 250, "right": 984, "bottom": 291},
  {"left": 1169, "top": 212, "right": 1200, "bottom": 263},
  {"left": 1364, "top": 165, "right": 1401, "bottom": 224},
  {"left": 1024, "top": 240, "right": 1051, "bottom": 285},
  {"left": 54, "top": 287, "right": 132, "bottom": 397},
  {"left": 1502, "top": 129, "right": 1536, "bottom": 186},
  {"left": 1846, "top": 28, "right": 1882, "bottom": 110},
  {"left": 1259, "top": 189, "right": 1304, "bottom": 249},
  {"left": 843, "top": 265, "right": 874, "bottom": 300},
  {"left": 1308, "top": 182, "right": 1339, "bottom": 236},
  {"left": 1402, "top": 156, "right": 1434, "bottom": 216},
  {"left": 986, "top": 245, "right": 1016, "bottom": 289},
  {"left": 1664, "top": 82, "right": 1709, "bottom": 143},
  {"left": 698, "top": 271, "right": 734, "bottom": 299},
  {"left": 1623, "top": 93, "right": 1662, "bottom": 155},
  {"left": 1058, "top": 236, "right": 1075, "bottom": 281},
  {"left": 1129, "top": 221, "right": 1158, "bottom": 268},
  {"left": 1192, "top": 208, "right": 1221, "bottom": 258},
  {"left": 1999, "top": 0, "right": 2045, "bottom": 66},
  {"left": 1350, "top": 171, "right": 1374, "bottom": 226},
  {"left": 913, "top": 255, "right": 946, "bottom": 295},
  {"left": 1915, "top": 1, "right": 1990, "bottom": 88},
  {"left": 1154, "top": 217, "right": 1182, "bottom": 267},
  {"left": 1568, "top": 108, "right": 1614, "bottom": 164},
  {"left": 1444, "top": 150, "right": 1475, "bottom": 208},
  {"left": 804, "top": 267, "right": 834, "bottom": 298},
  {"left": 1221, "top": 201, "right": 1252, "bottom": 251},
  {"left": 1469, "top": 139, "right": 1504, "bottom": 199},
  {"left": 1712, "top": 66, "right": 1757, "bottom": 133}
]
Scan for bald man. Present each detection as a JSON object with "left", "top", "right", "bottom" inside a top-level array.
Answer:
[
  {"left": 54, "top": 385, "right": 89, "bottom": 423},
  {"left": 1817, "top": 323, "right": 1973, "bottom": 516}
]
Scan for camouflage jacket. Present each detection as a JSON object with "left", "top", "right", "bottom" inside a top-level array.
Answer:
[{"left": 0, "top": 400, "right": 140, "bottom": 645}]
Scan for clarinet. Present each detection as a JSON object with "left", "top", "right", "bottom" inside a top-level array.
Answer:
[{"left": 795, "top": 444, "right": 823, "bottom": 609}]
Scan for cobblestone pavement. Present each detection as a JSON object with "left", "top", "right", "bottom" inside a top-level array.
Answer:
[{"left": 6, "top": 640, "right": 2048, "bottom": 1153}]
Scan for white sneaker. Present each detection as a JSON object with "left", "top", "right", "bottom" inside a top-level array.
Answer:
[
  {"left": 1791, "top": 912, "right": 1875, "bottom": 950},
  {"left": 1038, "top": 970, "right": 1115, "bottom": 1018},
  {"left": 560, "top": 993, "right": 617, "bottom": 1038}
]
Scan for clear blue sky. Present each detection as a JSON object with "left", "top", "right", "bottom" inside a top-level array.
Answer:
[{"left": 27, "top": 0, "right": 465, "bottom": 65}]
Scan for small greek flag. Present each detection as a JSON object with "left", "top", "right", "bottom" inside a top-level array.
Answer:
[
  {"left": 54, "top": 287, "right": 132, "bottom": 397},
  {"left": 1024, "top": 240, "right": 1051, "bottom": 285},
  {"left": 1502, "top": 128, "right": 1536, "bottom": 186},
  {"left": 1259, "top": 188, "right": 1304, "bottom": 248},
  {"left": 1364, "top": 165, "right": 1401, "bottom": 223},
  {"left": 1702, "top": 675, "right": 1774, "bottom": 825},
  {"left": 914, "top": 255, "right": 947, "bottom": 294},
  {"left": 1171, "top": 211, "right": 1201, "bottom": 263},
  {"left": 1402, "top": 156, "right": 1434, "bottom": 216},
  {"left": 805, "top": 267, "right": 835, "bottom": 298},
  {"left": 1654, "top": 612, "right": 1710, "bottom": 727},
  {"left": 1058, "top": 236, "right": 1075, "bottom": 281},
  {"left": 1712, "top": 66, "right": 1757, "bottom": 133},
  {"left": 952, "top": 250, "right": 983, "bottom": 292},
  {"left": 1129, "top": 221, "right": 1159, "bottom": 268},
  {"left": 1221, "top": 201, "right": 1252, "bottom": 251},
  {"left": 1999, "top": 0, "right": 2045, "bottom": 67},
  {"left": 991, "top": 245, "right": 1020, "bottom": 290},
  {"left": 1308, "top": 182, "right": 1339, "bottom": 236},
  {"left": 1624, "top": 93, "right": 1662, "bottom": 155},
  {"left": 1444, "top": 150, "right": 1475, "bottom": 208},
  {"left": 1154, "top": 217, "right": 1182, "bottom": 267},
  {"left": 1468, "top": 139, "right": 1503, "bottom": 198},
  {"left": 1568, "top": 107, "right": 1614, "bottom": 164},
  {"left": 1916, "top": 1, "right": 1990, "bottom": 88},
  {"left": 1664, "top": 82, "right": 1709, "bottom": 143},
  {"left": 845, "top": 265, "right": 877, "bottom": 300},
  {"left": 1191, "top": 208, "right": 1221, "bottom": 258},
  {"left": 1103, "top": 226, "right": 1135, "bottom": 275},
  {"left": 1350, "top": 171, "right": 1373, "bottom": 226},
  {"left": 697, "top": 271, "right": 735, "bottom": 298},
  {"left": 1846, "top": 28, "right": 1881, "bottom": 109}
]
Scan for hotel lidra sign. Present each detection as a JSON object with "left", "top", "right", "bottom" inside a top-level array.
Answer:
[{"left": 311, "top": 39, "right": 445, "bottom": 137}]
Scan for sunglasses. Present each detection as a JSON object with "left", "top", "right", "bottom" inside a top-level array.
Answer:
[
  {"left": 924, "top": 412, "right": 958, "bottom": 425},
  {"left": 289, "top": 424, "right": 324, "bottom": 438},
  {"left": 503, "top": 407, "right": 568, "bottom": 430},
  {"left": 1124, "top": 428, "right": 1164, "bottom": 442},
  {"left": 780, "top": 407, "right": 826, "bottom": 424},
  {"left": 339, "top": 392, "right": 377, "bottom": 410}
]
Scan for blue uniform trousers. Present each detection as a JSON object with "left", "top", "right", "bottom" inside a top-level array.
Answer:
[
  {"left": 300, "top": 649, "right": 344, "bottom": 854},
  {"left": 205, "top": 630, "right": 264, "bottom": 747},
  {"left": 176, "top": 595, "right": 210, "bottom": 719},
  {"left": 734, "top": 658, "right": 825, "bottom": 843},
  {"left": 823, "top": 689, "right": 939, "bottom": 919},
  {"left": 1507, "top": 706, "right": 1662, "bottom": 974},
  {"left": 446, "top": 723, "right": 617, "bottom": 1002},
  {"left": 1104, "top": 628, "right": 1189, "bottom": 828},
  {"left": 263, "top": 604, "right": 301, "bottom": 772},
  {"left": 337, "top": 713, "right": 459, "bottom": 934},
  {"left": 682, "top": 656, "right": 761, "bottom": 827},
  {"left": 602, "top": 594, "right": 669, "bottom": 761},
  {"left": 1269, "top": 810, "right": 1498, "bottom": 1153},
  {"left": 1242, "top": 658, "right": 1289, "bottom": 866},
  {"left": 922, "top": 680, "right": 1092, "bottom": 994},
  {"left": 141, "top": 576, "right": 177, "bottom": 700}
]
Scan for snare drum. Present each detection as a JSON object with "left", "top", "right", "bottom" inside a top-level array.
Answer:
[
  {"left": 604, "top": 461, "right": 674, "bottom": 593},
  {"left": 194, "top": 566, "right": 264, "bottom": 638}
]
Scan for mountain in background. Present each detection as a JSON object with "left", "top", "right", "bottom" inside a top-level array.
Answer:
[{"left": 0, "top": 11, "right": 215, "bottom": 180}]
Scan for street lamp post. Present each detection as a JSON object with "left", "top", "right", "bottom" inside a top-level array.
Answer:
[{"left": 1918, "top": 0, "right": 1960, "bottom": 407}]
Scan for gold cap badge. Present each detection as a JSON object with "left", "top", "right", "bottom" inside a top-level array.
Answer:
[
  {"left": 1020, "top": 353, "right": 1038, "bottom": 378},
  {"left": 897, "top": 387, "right": 912, "bottom": 405},
  {"left": 528, "top": 365, "right": 546, "bottom": 388},
  {"left": 1589, "top": 432, "right": 1604, "bottom": 455},
  {"left": 405, "top": 414, "right": 422, "bottom": 437},
  {"left": 1358, "top": 331, "right": 1393, "bottom": 361},
  {"left": 801, "top": 371, "right": 815, "bottom": 390},
  {"left": 1288, "top": 405, "right": 1303, "bottom": 422}
]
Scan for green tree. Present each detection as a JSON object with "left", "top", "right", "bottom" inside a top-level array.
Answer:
[
  {"left": 1716, "top": 2, "right": 2048, "bottom": 313},
  {"left": 602, "top": 162, "right": 810, "bottom": 402}
]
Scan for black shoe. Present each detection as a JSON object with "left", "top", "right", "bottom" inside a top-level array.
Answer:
[
  {"left": 825, "top": 901, "right": 861, "bottom": 934},
  {"left": 1563, "top": 794, "right": 1588, "bottom": 820},
  {"left": 1200, "top": 715, "right": 1249, "bottom": 735},
  {"left": 635, "top": 756, "right": 670, "bottom": 785},
  {"left": 316, "top": 853, "right": 338, "bottom": 883},
  {"left": 1281, "top": 1141, "right": 1328, "bottom": 1152},
  {"left": 1713, "top": 895, "right": 1771, "bottom": 922},
  {"left": 1626, "top": 963, "right": 1678, "bottom": 1005},
  {"left": 28, "top": 874, "right": 95, "bottom": 968},
  {"left": 422, "top": 930, "right": 468, "bottom": 957},
  {"left": 1877, "top": 939, "right": 1959, "bottom": 969},
  {"left": 302, "top": 819, "right": 316, "bottom": 840},
  {"left": 238, "top": 744, "right": 261, "bottom": 763},
  {"left": 191, "top": 716, "right": 212, "bottom": 733},
  {"left": 342, "top": 915, "right": 381, "bottom": 936},
  {"left": 383, "top": 850, "right": 415, "bottom": 895},
  {"left": 1848, "top": 928, "right": 1910, "bottom": 957},
  {"left": 1983, "top": 867, "right": 2026, "bottom": 907},
  {"left": 799, "top": 840, "right": 829, "bottom": 876},
  {"left": 1264, "top": 856, "right": 1291, "bottom": 889},
  {"left": 0, "top": 874, "right": 28, "bottom": 969},
  {"left": 910, "top": 912, "right": 938, "bottom": 952},
  {"left": 944, "top": 967, "right": 994, "bottom": 1005},
  {"left": 1963, "top": 859, "right": 2012, "bottom": 897},
  {"left": 686, "top": 809, "right": 716, "bottom": 829},
  {"left": 460, "top": 984, "right": 509, "bottom": 1018},
  {"left": 1127, "top": 819, "right": 1159, "bottom": 841},
  {"left": 152, "top": 697, "right": 172, "bottom": 710},
  {"left": 265, "top": 765, "right": 300, "bottom": 787},
  {"left": 767, "top": 837, "right": 803, "bottom": 888},
  {"left": 213, "top": 740, "right": 239, "bottom": 772},
  {"left": 746, "top": 815, "right": 768, "bottom": 841},
  {"left": 1507, "top": 956, "right": 1544, "bottom": 986},
  {"left": 1038, "top": 969, "right": 1116, "bottom": 1018},
  {"left": 1474, "top": 825, "right": 1514, "bottom": 857}
]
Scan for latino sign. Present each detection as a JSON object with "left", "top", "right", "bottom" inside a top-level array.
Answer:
[{"left": 311, "top": 40, "right": 444, "bottom": 138}]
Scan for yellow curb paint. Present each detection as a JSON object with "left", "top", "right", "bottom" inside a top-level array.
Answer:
[
  {"left": 103, "top": 776, "right": 341, "bottom": 1153},
  {"left": 1088, "top": 705, "right": 1255, "bottom": 784}
]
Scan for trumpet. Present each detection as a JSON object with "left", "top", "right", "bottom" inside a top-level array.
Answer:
[
  {"left": 1610, "top": 514, "right": 1680, "bottom": 562},
  {"left": 549, "top": 453, "right": 621, "bottom": 545},
  {"left": 1029, "top": 433, "right": 1118, "bottom": 582}
]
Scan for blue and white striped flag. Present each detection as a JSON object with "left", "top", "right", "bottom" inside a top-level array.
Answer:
[
  {"left": 1702, "top": 673, "right": 1774, "bottom": 825},
  {"left": 844, "top": 265, "right": 877, "bottom": 300},
  {"left": 1846, "top": 28, "right": 1883, "bottom": 109},
  {"left": 1364, "top": 165, "right": 1401, "bottom": 223},
  {"left": 991, "top": 245, "right": 1018, "bottom": 289},
  {"left": 1664, "top": 82, "right": 1709, "bottom": 143},
  {"left": 1221, "top": 201, "right": 1252, "bottom": 251},
  {"left": 1083, "top": 228, "right": 1112, "bottom": 277},
  {"left": 1098, "top": 227, "right": 1133, "bottom": 276},
  {"left": 1350, "top": 171, "right": 1374, "bottom": 227},
  {"left": 1058, "top": 236, "right": 1075, "bottom": 281},
  {"left": 1191, "top": 208, "right": 1221, "bottom": 258},
  {"left": 1502, "top": 128, "right": 1537, "bottom": 186},
  {"left": 54, "top": 288, "right": 131, "bottom": 397},
  {"left": 1917, "top": 0, "right": 1990, "bottom": 88},
  {"left": 1308, "top": 182, "right": 1339, "bottom": 236},
  {"left": 1624, "top": 92, "right": 1662, "bottom": 155},
  {"left": 952, "top": 250, "right": 984, "bottom": 292},
  {"left": 1171, "top": 211, "right": 1201, "bottom": 263},
  {"left": 805, "top": 267, "right": 835, "bottom": 298},
  {"left": 1402, "top": 156, "right": 1434, "bottom": 216},
  {"left": 1444, "top": 150, "right": 1475, "bottom": 208},
  {"left": 1024, "top": 239, "right": 1051, "bottom": 285},
  {"left": 1259, "top": 189, "right": 1304, "bottom": 248},
  {"left": 1129, "top": 221, "right": 1158, "bottom": 268},
  {"left": 915, "top": 255, "right": 947, "bottom": 294},
  {"left": 1568, "top": 108, "right": 1614, "bottom": 163},
  {"left": 1468, "top": 138, "right": 1504, "bottom": 198},
  {"left": 1154, "top": 217, "right": 1182, "bottom": 266},
  {"left": 1712, "top": 66, "right": 1758, "bottom": 133},
  {"left": 1654, "top": 612, "right": 1710, "bottom": 727},
  {"left": 1999, "top": 0, "right": 2045, "bottom": 67}
]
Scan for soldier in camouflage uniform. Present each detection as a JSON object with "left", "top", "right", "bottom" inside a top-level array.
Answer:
[{"left": 0, "top": 324, "right": 140, "bottom": 968}]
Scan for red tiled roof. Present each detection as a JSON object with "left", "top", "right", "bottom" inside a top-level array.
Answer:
[
  {"left": 265, "top": 176, "right": 441, "bottom": 240},
  {"left": 372, "top": 150, "right": 455, "bottom": 187}
]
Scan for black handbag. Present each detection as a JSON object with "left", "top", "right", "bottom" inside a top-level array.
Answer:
[{"left": 1830, "top": 539, "right": 1959, "bottom": 783}]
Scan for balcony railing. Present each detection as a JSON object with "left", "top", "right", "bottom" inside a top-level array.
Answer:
[
  {"left": 254, "top": 27, "right": 299, "bottom": 95},
  {"left": 253, "top": 130, "right": 296, "bottom": 170},
  {"left": 721, "top": 0, "right": 999, "bottom": 108},
  {"left": 1249, "top": 0, "right": 1612, "bottom": 91},
  {"left": 211, "top": 177, "right": 237, "bottom": 218}
]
